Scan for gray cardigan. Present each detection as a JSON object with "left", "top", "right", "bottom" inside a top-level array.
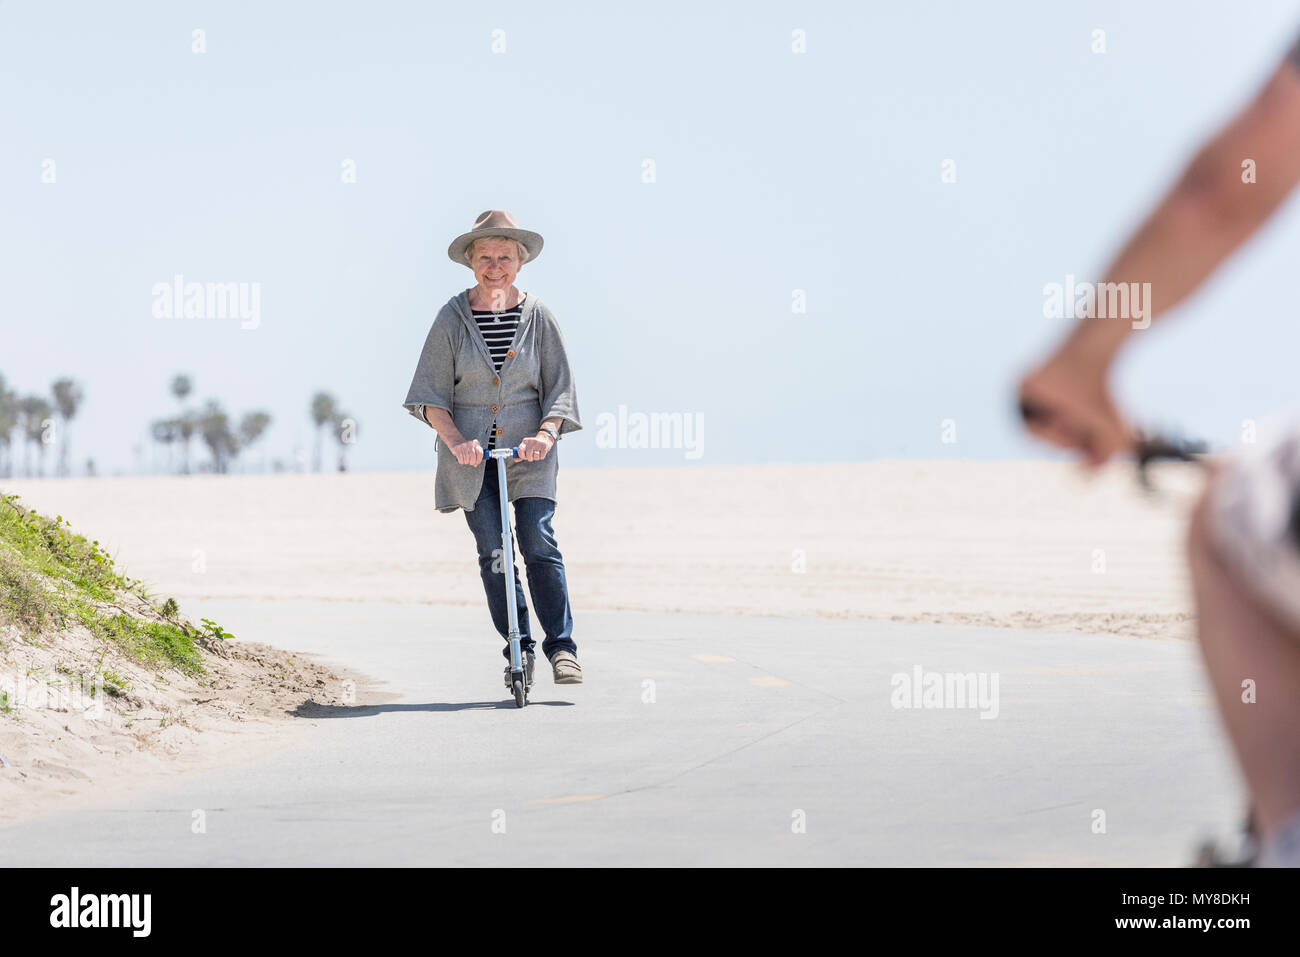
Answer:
[{"left": 402, "top": 290, "right": 582, "bottom": 513}]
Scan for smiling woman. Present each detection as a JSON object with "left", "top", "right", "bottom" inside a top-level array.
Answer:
[{"left": 401, "top": 209, "right": 584, "bottom": 688}]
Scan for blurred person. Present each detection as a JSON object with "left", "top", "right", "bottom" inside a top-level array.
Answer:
[{"left": 1020, "top": 34, "right": 1300, "bottom": 867}]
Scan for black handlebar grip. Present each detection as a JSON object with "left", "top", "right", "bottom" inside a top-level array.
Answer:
[
  {"left": 1018, "top": 400, "right": 1048, "bottom": 424},
  {"left": 1290, "top": 494, "right": 1300, "bottom": 550}
]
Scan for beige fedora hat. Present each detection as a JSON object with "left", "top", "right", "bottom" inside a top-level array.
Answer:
[{"left": 447, "top": 210, "right": 544, "bottom": 268}]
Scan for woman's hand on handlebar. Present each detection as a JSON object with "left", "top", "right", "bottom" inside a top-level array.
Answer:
[
  {"left": 451, "top": 438, "right": 485, "bottom": 465},
  {"left": 518, "top": 433, "right": 554, "bottom": 462}
]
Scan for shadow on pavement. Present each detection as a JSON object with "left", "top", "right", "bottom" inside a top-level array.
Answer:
[{"left": 289, "top": 699, "right": 575, "bottom": 717}]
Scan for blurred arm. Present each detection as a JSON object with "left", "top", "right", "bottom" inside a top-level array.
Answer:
[{"left": 1063, "top": 51, "right": 1300, "bottom": 367}]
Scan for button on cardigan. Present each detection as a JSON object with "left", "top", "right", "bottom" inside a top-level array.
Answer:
[{"left": 402, "top": 290, "right": 582, "bottom": 514}]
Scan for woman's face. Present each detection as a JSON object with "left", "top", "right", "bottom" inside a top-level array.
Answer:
[{"left": 471, "top": 238, "right": 521, "bottom": 301}]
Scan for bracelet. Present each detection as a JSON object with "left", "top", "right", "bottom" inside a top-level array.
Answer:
[{"left": 539, "top": 426, "right": 559, "bottom": 442}]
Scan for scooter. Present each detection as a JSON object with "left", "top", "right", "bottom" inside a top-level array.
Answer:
[{"left": 482, "top": 445, "right": 532, "bottom": 708}]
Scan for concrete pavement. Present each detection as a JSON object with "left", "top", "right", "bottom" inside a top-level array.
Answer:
[{"left": 0, "top": 600, "right": 1241, "bottom": 866}]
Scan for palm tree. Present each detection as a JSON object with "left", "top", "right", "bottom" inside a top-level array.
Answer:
[
  {"left": 170, "top": 374, "right": 193, "bottom": 405},
  {"left": 237, "top": 411, "right": 272, "bottom": 472},
  {"left": 331, "top": 411, "right": 358, "bottom": 472},
  {"left": 51, "top": 378, "right": 83, "bottom": 477},
  {"left": 150, "top": 419, "right": 178, "bottom": 474},
  {"left": 177, "top": 412, "right": 196, "bottom": 474},
  {"left": 310, "top": 392, "right": 337, "bottom": 473},
  {"left": 0, "top": 377, "right": 18, "bottom": 479},
  {"left": 170, "top": 375, "right": 194, "bottom": 474},
  {"left": 21, "top": 395, "right": 54, "bottom": 477},
  {"left": 198, "top": 400, "right": 238, "bottom": 474}
]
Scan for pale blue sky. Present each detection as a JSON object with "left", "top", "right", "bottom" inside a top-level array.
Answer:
[{"left": 3, "top": 0, "right": 1300, "bottom": 474}]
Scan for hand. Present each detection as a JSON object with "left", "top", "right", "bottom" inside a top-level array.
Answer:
[
  {"left": 1018, "top": 349, "right": 1136, "bottom": 466},
  {"left": 451, "top": 438, "right": 485, "bottom": 465},
  {"left": 517, "top": 433, "right": 554, "bottom": 463}
]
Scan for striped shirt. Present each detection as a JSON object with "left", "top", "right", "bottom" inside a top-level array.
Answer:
[{"left": 470, "top": 301, "right": 523, "bottom": 449}]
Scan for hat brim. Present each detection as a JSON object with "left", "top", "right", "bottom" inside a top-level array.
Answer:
[{"left": 447, "top": 228, "right": 544, "bottom": 268}]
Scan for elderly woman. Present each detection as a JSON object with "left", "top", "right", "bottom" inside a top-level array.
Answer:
[{"left": 402, "top": 210, "right": 583, "bottom": 687}]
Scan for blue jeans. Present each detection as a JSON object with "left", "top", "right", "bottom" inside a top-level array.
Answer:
[{"left": 463, "top": 461, "right": 576, "bottom": 662}]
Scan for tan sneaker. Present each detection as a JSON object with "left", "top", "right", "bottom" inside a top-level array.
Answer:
[{"left": 549, "top": 651, "right": 582, "bottom": 684}]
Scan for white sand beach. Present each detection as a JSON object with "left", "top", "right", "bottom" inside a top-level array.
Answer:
[{"left": 1, "top": 459, "right": 1202, "bottom": 641}]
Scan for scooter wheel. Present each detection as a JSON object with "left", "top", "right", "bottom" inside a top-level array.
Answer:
[{"left": 512, "top": 678, "right": 526, "bottom": 709}]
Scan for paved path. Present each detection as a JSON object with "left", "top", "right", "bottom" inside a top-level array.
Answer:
[{"left": 0, "top": 600, "right": 1240, "bottom": 865}]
